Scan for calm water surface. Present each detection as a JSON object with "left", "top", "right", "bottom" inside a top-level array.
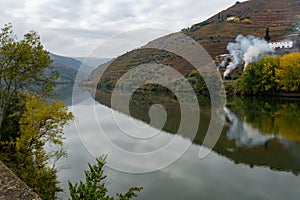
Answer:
[{"left": 56, "top": 86, "right": 300, "bottom": 200}]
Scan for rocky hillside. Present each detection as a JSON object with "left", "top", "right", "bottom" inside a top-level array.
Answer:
[
  {"left": 88, "top": 0, "right": 300, "bottom": 86},
  {"left": 0, "top": 161, "right": 41, "bottom": 200}
]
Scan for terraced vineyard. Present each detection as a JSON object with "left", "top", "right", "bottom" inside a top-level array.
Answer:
[
  {"left": 186, "top": 0, "right": 300, "bottom": 57},
  {"left": 87, "top": 0, "right": 300, "bottom": 87}
]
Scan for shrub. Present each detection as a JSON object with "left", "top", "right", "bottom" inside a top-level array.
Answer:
[{"left": 68, "top": 155, "right": 142, "bottom": 200}]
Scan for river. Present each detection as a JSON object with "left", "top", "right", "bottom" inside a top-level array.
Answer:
[{"left": 55, "top": 85, "right": 300, "bottom": 200}]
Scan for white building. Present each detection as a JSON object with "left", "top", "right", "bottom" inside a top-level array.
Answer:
[
  {"left": 226, "top": 16, "right": 236, "bottom": 21},
  {"left": 269, "top": 41, "right": 293, "bottom": 49}
]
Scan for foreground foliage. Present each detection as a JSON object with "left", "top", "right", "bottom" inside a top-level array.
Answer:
[
  {"left": 68, "top": 155, "right": 142, "bottom": 200},
  {"left": 0, "top": 23, "right": 73, "bottom": 199}
]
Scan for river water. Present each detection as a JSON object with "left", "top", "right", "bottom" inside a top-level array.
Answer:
[{"left": 55, "top": 85, "right": 300, "bottom": 200}]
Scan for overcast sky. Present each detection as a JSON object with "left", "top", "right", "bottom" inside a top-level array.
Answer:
[{"left": 0, "top": 0, "right": 245, "bottom": 58}]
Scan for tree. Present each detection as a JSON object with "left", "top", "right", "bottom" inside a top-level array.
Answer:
[
  {"left": 14, "top": 94, "right": 73, "bottom": 199},
  {"left": 241, "top": 19, "right": 252, "bottom": 24},
  {"left": 0, "top": 23, "right": 58, "bottom": 134},
  {"left": 260, "top": 56, "right": 280, "bottom": 94},
  {"left": 186, "top": 69, "right": 209, "bottom": 95},
  {"left": 264, "top": 27, "right": 271, "bottom": 42},
  {"left": 239, "top": 56, "right": 280, "bottom": 95},
  {"left": 0, "top": 23, "right": 72, "bottom": 199},
  {"left": 237, "top": 53, "right": 300, "bottom": 95},
  {"left": 275, "top": 53, "right": 300, "bottom": 92},
  {"left": 233, "top": 17, "right": 240, "bottom": 23},
  {"left": 16, "top": 94, "right": 73, "bottom": 167},
  {"left": 68, "top": 155, "right": 142, "bottom": 200}
]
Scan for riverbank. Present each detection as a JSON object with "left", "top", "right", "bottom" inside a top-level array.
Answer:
[
  {"left": 224, "top": 81, "right": 300, "bottom": 99},
  {"left": 0, "top": 161, "right": 41, "bottom": 200}
]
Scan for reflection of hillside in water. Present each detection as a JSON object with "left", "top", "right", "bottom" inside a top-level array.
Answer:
[
  {"left": 95, "top": 89, "right": 300, "bottom": 175},
  {"left": 226, "top": 97, "right": 300, "bottom": 143},
  {"left": 224, "top": 106, "right": 274, "bottom": 147}
]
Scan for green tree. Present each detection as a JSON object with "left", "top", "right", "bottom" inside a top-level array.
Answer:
[
  {"left": 235, "top": 53, "right": 300, "bottom": 95},
  {"left": 0, "top": 23, "right": 72, "bottom": 199},
  {"left": 0, "top": 23, "right": 58, "bottom": 136},
  {"left": 260, "top": 56, "right": 280, "bottom": 94},
  {"left": 264, "top": 27, "right": 271, "bottom": 42},
  {"left": 186, "top": 69, "right": 209, "bottom": 95},
  {"left": 69, "top": 155, "right": 142, "bottom": 200},
  {"left": 239, "top": 56, "right": 280, "bottom": 95}
]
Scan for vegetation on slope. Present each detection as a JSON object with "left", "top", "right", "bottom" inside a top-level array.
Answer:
[{"left": 227, "top": 52, "right": 300, "bottom": 96}]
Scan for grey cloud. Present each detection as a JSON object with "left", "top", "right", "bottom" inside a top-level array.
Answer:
[{"left": 1, "top": 0, "right": 245, "bottom": 57}]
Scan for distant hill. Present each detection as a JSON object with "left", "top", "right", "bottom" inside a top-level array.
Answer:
[
  {"left": 50, "top": 53, "right": 81, "bottom": 83},
  {"left": 50, "top": 53, "right": 109, "bottom": 83},
  {"left": 88, "top": 0, "right": 300, "bottom": 86},
  {"left": 72, "top": 57, "right": 110, "bottom": 70}
]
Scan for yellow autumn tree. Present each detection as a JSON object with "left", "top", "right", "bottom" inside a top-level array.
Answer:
[
  {"left": 15, "top": 94, "right": 73, "bottom": 199},
  {"left": 276, "top": 53, "right": 300, "bottom": 92},
  {"left": 16, "top": 95, "right": 73, "bottom": 165}
]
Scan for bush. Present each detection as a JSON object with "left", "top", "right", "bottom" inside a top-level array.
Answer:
[
  {"left": 233, "top": 17, "right": 240, "bottom": 23},
  {"left": 68, "top": 155, "right": 142, "bottom": 200},
  {"left": 241, "top": 19, "right": 252, "bottom": 24}
]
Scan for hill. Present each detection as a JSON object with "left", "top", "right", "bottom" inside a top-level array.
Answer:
[
  {"left": 50, "top": 53, "right": 110, "bottom": 83},
  {"left": 72, "top": 57, "right": 110, "bottom": 70},
  {"left": 184, "top": 0, "right": 300, "bottom": 57},
  {"left": 87, "top": 0, "right": 300, "bottom": 87},
  {"left": 50, "top": 53, "right": 81, "bottom": 83}
]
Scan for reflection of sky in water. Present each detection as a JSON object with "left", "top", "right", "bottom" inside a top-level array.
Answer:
[
  {"left": 224, "top": 106, "right": 274, "bottom": 147},
  {"left": 68, "top": 91, "right": 193, "bottom": 173},
  {"left": 56, "top": 91, "right": 300, "bottom": 199}
]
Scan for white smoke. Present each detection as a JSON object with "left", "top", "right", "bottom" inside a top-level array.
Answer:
[
  {"left": 223, "top": 35, "right": 273, "bottom": 77},
  {"left": 219, "top": 58, "right": 227, "bottom": 68}
]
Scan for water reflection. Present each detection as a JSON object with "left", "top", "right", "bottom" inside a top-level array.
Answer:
[
  {"left": 226, "top": 97, "right": 300, "bottom": 143},
  {"left": 56, "top": 88, "right": 300, "bottom": 199},
  {"left": 224, "top": 106, "right": 274, "bottom": 147},
  {"left": 94, "top": 89, "right": 300, "bottom": 175}
]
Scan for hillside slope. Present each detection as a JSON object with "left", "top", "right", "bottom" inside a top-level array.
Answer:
[
  {"left": 88, "top": 0, "right": 300, "bottom": 86},
  {"left": 184, "top": 0, "right": 300, "bottom": 57},
  {"left": 50, "top": 53, "right": 81, "bottom": 83},
  {"left": 50, "top": 53, "right": 109, "bottom": 83}
]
